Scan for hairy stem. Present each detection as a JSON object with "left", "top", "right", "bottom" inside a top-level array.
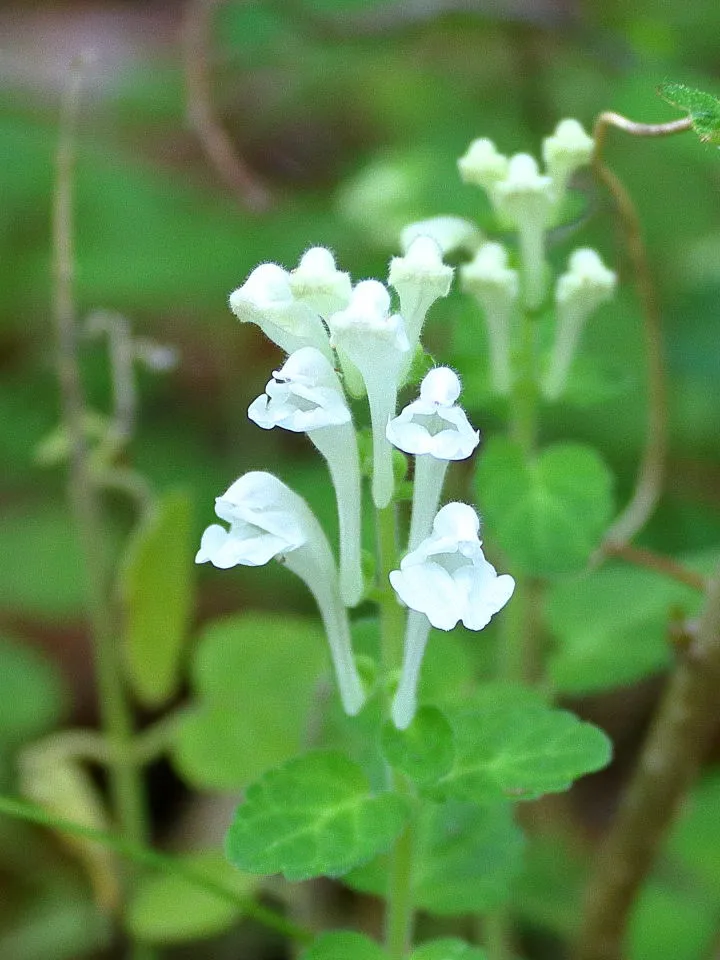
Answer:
[{"left": 575, "top": 567, "right": 720, "bottom": 960}]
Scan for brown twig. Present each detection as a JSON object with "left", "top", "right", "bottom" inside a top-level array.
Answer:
[
  {"left": 592, "top": 112, "right": 691, "bottom": 551},
  {"left": 182, "top": 0, "right": 271, "bottom": 213},
  {"left": 604, "top": 543, "right": 707, "bottom": 593},
  {"left": 574, "top": 567, "right": 720, "bottom": 960}
]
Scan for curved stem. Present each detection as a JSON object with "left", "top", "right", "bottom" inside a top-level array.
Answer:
[
  {"left": 591, "top": 112, "right": 690, "bottom": 549},
  {"left": 408, "top": 455, "right": 448, "bottom": 552}
]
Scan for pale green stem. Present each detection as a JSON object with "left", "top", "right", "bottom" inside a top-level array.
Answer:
[
  {"left": 309, "top": 422, "right": 364, "bottom": 607},
  {"left": 408, "top": 454, "right": 448, "bottom": 552},
  {"left": 376, "top": 502, "right": 417, "bottom": 956},
  {"left": 517, "top": 223, "right": 546, "bottom": 312}
]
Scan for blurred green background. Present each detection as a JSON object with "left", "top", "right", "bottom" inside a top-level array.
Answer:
[{"left": 1, "top": 0, "right": 719, "bottom": 957}]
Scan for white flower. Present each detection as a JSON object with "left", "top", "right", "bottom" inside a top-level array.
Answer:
[
  {"left": 329, "top": 280, "right": 410, "bottom": 508},
  {"left": 389, "top": 502, "right": 514, "bottom": 730},
  {"left": 289, "top": 247, "right": 352, "bottom": 319},
  {"left": 247, "top": 347, "right": 351, "bottom": 433},
  {"left": 389, "top": 502, "right": 515, "bottom": 632},
  {"left": 388, "top": 236, "right": 453, "bottom": 350},
  {"left": 228, "top": 263, "right": 332, "bottom": 358},
  {"left": 387, "top": 368, "right": 479, "bottom": 551},
  {"left": 247, "top": 349, "right": 364, "bottom": 606},
  {"left": 196, "top": 472, "right": 365, "bottom": 715},
  {"left": 543, "top": 248, "right": 616, "bottom": 401}
]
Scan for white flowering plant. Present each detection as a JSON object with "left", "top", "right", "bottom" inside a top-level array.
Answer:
[{"left": 14, "top": 62, "right": 720, "bottom": 960}]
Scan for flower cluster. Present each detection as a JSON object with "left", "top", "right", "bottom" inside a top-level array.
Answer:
[{"left": 197, "top": 240, "right": 514, "bottom": 727}]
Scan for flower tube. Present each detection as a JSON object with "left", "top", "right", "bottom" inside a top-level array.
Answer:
[
  {"left": 329, "top": 281, "right": 410, "bottom": 508},
  {"left": 247, "top": 347, "right": 364, "bottom": 607},
  {"left": 387, "top": 368, "right": 480, "bottom": 551},
  {"left": 196, "top": 472, "right": 365, "bottom": 715},
  {"left": 229, "top": 263, "right": 332, "bottom": 359},
  {"left": 388, "top": 236, "right": 453, "bottom": 352},
  {"left": 389, "top": 502, "right": 514, "bottom": 728}
]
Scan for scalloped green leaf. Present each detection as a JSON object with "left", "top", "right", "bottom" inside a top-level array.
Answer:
[
  {"left": 225, "top": 751, "right": 409, "bottom": 882},
  {"left": 475, "top": 438, "right": 614, "bottom": 577},
  {"left": 120, "top": 490, "right": 194, "bottom": 707},
  {"left": 125, "top": 850, "right": 254, "bottom": 944},
  {"left": 658, "top": 82, "right": 720, "bottom": 145},
  {"left": 346, "top": 799, "right": 524, "bottom": 915},
  {"left": 434, "top": 687, "right": 611, "bottom": 803},
  {"left": 381, "top": 707, "right": 454, "bottom": 785},
  {"left": 302, "top": 931, "right": 389, "bottom": 960},
  {"left": 172, "top": 613, "right": 326, "bottom": 791},
  {"left": 412, "top": 940, "right": 488, "bottom": 960}
]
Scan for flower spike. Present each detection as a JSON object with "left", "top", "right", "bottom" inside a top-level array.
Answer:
[
  {"left": 247, "top": 348, "right": 364, "bottom": 606},
  {"left": 329, "top": 281, "right": 410, "bottom": 508},
  {"left": 196, "top": 472, "right": 365, "bottom": 715},
  {"left": 387, "top": 368, "right": 480, "bottom": 550},
  {"left": 229, "top": 263, "right": 332, "bottom": 359},
  {"left": 389, "top": 502, "right": 514, "bottom": 728}
]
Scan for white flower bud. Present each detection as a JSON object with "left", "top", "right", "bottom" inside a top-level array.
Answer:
[
  {"left": 461, "top": 243, "right": 519, "bottom": 395},
  {"left": 229, "top": 263, "right": 332, "bottom": 358},
  {"left": 458, "top": 138, "right": 509, "bottom": 190},
  {"left": 542, "top": 118, "right": 594, "bottom": 202},
  {"left": 329, "top": 281, "right": 410, "bottom": 508},
  {"left": 389, "top": 236, "right": 453, "bottom": 349},
  {"left": 289, "top": 247, "right": 352, "bottom": 319},
  {"left": 543, "top": 248, "right": 617, "bottom": 401},
  {"left": 400, "top": 216, "right": 484, "bottom": 258}
]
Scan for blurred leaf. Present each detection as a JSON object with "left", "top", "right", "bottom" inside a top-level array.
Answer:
[
  {"left": 412, "top": 940, "right": 488, "bottom": 960},
  {"left": 475, "top": 438, "right": 614, "bottom": 577},
  {"left": 172, "top": 613, "right": 327, "bottom": 790},
  {"left": 119, "top": 490, "right": 195, "bottom": 707},
  {"left": 302, "top": 931, "right": 388, "bottom": 960},
  {"left": 225, "top": 750, "right": 408, "bottom": 881},
  {"left": 511, "top": 832, "right": 587, "bottom": 937},
  {"left": 666, "top": 768, "right": 720, "bottom": 893},
  {"left": 546, "top": 559, "right": 708, "bottom": 693},
  {"left": 347, "top": 799, "right": 524, "bottom": 916},
  {"left": 629, "top": 881, "right": 716, "bottom": 960},
  {"left": 433, "top": 686, "right": 611, "bottom": 804},
  {"left": 658, "top": 82, "right": 720, "bottom": 144},
  {"left": 0, "top": 636, "right": 66, "bottom": 745},
  {"left": 381, "top": 707, "right": 455, "bottom": 785},
  {"left": 125, "top": 850, "right": 254, "bottom": 945}
]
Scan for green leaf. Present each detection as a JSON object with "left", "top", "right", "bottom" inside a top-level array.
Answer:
[
  {"left": 546, "top": 561, "right": 706, "bottom": 693},
  {"left": 412, "top": 939, "right": 487, "bottom": 960},
  {"left": 511, "top": 832, "right": 587, "bottom": 937},
  {"left": 434, "top": 686, "right": 611, "bottom": 803},
  {"left": 347, "top": 799, "right": 524, "bottom": 915},
  {"left": 666, "top": 769, "right": 720, "bottom": 892},
  {"left": 120, "top": 490, "right": 194, "bottom": 707},
  {"left": 381, "top": 707, "right": 454, "bottom": 784},
  {"left": 475, "top": 439, "right": 614, "bottom": 577},
  {"left": 629, "top": 881, "right": 716, "bottom": 960},
  {"left": 172, "top": 613, "right": 326, "bottom": 790},
  {"left": 225, "top": 751, "right": 409, "bottom": 881},
  {"left": 658, "top": 82, "right": 720, "bottom": 145},
  {"left": 302, "top": 931, "right": 389, "bottom": 960},
  {"left": 125, "top": 850, "right": 253, "bottom": 945},
  {"left": 0, "top": 635, "right": 66, "bottom": 744}
]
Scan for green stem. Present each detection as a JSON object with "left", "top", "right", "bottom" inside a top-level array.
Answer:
[
  {"left": 0, "top": 795, "right": 312, "bottom": 945},
  {"left": 52, "top": 58, "right": 150, "bottom": 957},
  {"left": 375, "top": 501, "right": 417, "bottom": 957}
]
